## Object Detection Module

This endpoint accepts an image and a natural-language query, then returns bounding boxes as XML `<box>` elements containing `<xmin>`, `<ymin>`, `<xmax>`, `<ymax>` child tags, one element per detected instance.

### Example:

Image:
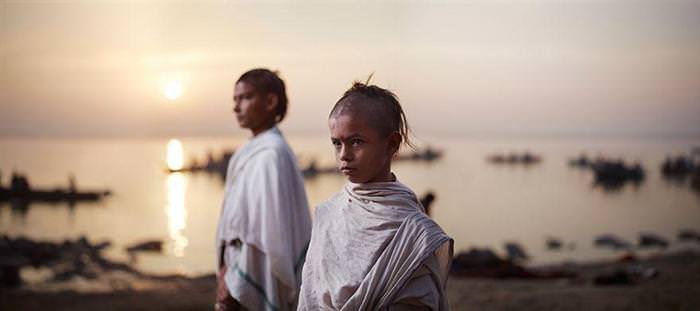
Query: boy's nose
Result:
<box><xmin>340</xmin><ymin>146</ymin><xmax>353</xmax><ymax>162</ymax></box>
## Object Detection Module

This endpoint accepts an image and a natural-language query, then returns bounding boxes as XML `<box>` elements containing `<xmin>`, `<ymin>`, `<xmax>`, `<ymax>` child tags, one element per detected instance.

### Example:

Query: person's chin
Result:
<box><xmin>236</xmin><ymin>120</ymin><xmax>249</xmax><ymax>128</ymax></box>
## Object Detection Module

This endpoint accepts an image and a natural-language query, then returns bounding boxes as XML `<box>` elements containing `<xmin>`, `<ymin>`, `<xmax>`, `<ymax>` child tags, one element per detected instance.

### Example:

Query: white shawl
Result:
<box><xmin>216</xmin><ymin>126</ymin><xmax>312</xmax><ymax>311</ymax></box>
<box><xmin>298</xmin><ymin>179</ymin><xmax>453</xmax><ymax>310</ymax></box>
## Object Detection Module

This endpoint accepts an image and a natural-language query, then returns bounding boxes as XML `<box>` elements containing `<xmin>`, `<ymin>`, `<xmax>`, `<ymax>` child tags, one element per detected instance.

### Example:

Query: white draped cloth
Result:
<box><xmin>216</xmin><ymin>126</ymin><xmax>312</xmax><ymax>311</ymax></box>
<box><xmin>298</xmin><ymin>179</ymin><xmax>453</xmax><ymax>311</ymax></box>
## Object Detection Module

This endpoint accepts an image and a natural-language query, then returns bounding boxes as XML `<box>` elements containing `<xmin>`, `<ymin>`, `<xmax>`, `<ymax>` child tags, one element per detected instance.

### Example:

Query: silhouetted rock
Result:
<box><xmin>594</xmin><ymin>269</ymin><xmax>633</xmax><ymax>286</ymax></box>
<box><xmin>0</xmin><ymin>256</ymin><xmax>27</xmax><ymax>287</ymax></box>
<box><xmin>504</xmin><ymin>242</ymin><xmax>529</xmax><ymax>262</ymax></box>
<box><xmin>450</xmin><ymin>248</ymin><xmax>532</xmax><ymax>279</ymax></box>
<box><xmin>0</xmin><ymin>235</ymin><xmax>118</xmax><ymax>287</ymax></box>
<box><xmin>450</xmin><ymin>247</ymin><xmax>574</xmax><ymax>279</ymax></box>
<box><xmin>126</xmin><ymin>240</ymin><xmax>163</xmax><ymax>253</ymax></box>
<box><xmin>593</xmin><ymin>264</ymin><xmax>659</xmax><ymax>287</ymax></box>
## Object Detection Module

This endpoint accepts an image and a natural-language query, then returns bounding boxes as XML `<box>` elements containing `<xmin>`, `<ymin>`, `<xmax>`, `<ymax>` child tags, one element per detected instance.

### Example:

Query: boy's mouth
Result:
<box><xmin>340</xmin><ymin>166</ymin><xmax>356</xmax><ymax>174</ymax></box>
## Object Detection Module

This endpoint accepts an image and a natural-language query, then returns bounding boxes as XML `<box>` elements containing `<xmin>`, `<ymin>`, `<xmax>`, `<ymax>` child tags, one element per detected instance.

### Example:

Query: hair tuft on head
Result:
<box><xmin>364</xmin><ymin>72</ymin><xmax>375</xmax><ymax>85</ymax></box>
<box><xmin>330</xmin><ymin>78</ymin><xmax>414</xmax><ymax>150</ymax></box>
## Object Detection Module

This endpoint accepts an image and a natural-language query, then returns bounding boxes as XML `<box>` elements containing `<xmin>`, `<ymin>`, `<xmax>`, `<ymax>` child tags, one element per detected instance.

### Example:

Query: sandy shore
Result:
<box><xmin>2</xmin><ymin>250</ymin><xmax>699</xmax><ymax>311</ymax></box>
<box><xmin>447</xmin><ymin>250</ymin><xmax>700</xmax><ymax>310</ymax></box>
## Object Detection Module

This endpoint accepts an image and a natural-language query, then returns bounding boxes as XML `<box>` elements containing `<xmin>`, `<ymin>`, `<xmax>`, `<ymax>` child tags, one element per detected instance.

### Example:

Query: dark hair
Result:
<box><xmin>236</xmin><ymin>68</ymin><xmax>288</xmax><ymax>122</ymax></box>
<box><xmin>330</xmin><ymin>82</ymin><xmax>414</xmax><ymax>149</ymax></box>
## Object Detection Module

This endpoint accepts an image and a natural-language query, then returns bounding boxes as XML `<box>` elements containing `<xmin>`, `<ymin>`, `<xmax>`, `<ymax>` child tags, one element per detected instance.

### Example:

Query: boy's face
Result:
<box><xmin>329</xmin><ymin>112</ymin><xmax>397</xmax><ymax>183</ymax></box>
<box><xmin>233</xmin><ymin>81</ymin><xmax>276</xmax><ymax>135</ymax></box>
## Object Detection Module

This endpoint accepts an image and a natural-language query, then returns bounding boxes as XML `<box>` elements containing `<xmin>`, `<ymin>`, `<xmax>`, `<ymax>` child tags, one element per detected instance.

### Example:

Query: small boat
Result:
<box><xmin>487</xmin><ymin>152</ymin><xmax>541</xmax><ymax>165</ymax></box>
<box><xmin>0</xmin><ymin>187</ymin><xmax>111</xmax><ymax>203</ymax></box>
<box><xmin>0</xmin><ymin>173</ymin><xmax>111</xmax><ymax>204</ymax></box>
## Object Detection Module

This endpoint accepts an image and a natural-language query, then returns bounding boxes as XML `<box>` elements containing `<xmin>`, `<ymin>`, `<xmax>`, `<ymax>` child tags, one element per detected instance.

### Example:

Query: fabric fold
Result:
<box><xmin>216</xmin><ymin>126</ymin><xmax>312</xmax><ymax>311</ymax></box>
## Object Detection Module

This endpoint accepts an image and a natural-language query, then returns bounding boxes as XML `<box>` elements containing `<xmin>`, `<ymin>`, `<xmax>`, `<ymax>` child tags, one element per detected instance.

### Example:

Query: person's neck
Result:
<box><xmin>250</xmin><ymin>121</ymin><xmax>276</xmax><ymax>137</ymax></box>
<box><xmin>367</xmin><ymin>169</ymin><xmax>395</xmax><ymax>183</ymax></box>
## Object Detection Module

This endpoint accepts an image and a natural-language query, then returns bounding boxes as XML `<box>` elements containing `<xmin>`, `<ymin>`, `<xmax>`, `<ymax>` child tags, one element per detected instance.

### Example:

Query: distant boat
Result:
<box><xmin>167</xmin><ymin>149</ymin><xmax>234</xmax><ymax>181</ymax></box>
<box><xmin>487</xmin><ymin>152</ymin><xmax>541</xmax><ymax>165</ymax></box>
<box><xmin>638</xmin><ymin>233</ymin><xmax>669</xmax><ymax>249</ymax></box>
<box><xmin>594</xmin><ymin>234</ymin><xmax>632</xmax><ymax>250</ymax></box>
<box><xmin>568</xmin><ymin>154</ymin><xmax>591</xmax><ymax>168</ymax></box>
<box><xmin>591</xmin><ymin>160</ymin><xmax>644</xmax><ymax>187</ymax></box>
<box><xmin>0</xmin><ymin>173</ymin><xmax>110</xmax><ymax>204</ymax></box>
<box><xmin>302</xmin><ymin>146</ymin><xmax>445</xmax><ymax>179</ymax></box>
<box><xmin>678</xmin><ymin>229</ymin><xmax>700</xmax><ymax>243</ymax></box>
<box><xmin>396</xmin><ymin>147</ymin><xmax>443</xmax><ymax>162</ymax></box>
<box><xmin>661</xmin><ymin>155</ymin><xmax>697</xmax><ymax>178</ymax></box>
<box><xmin>545</xmin><ymin>237</ymin><xmax>563</xmax><ymax>250</ymax></box>
<box><xmin>301</xmin><ymin>161</ymin><xmax>339</xmax><ymax>178</ymax></box>
<box><xmin>0</xmin><ymin>187</ymin><xmax>111</xmax><ymax>203</ymax></box>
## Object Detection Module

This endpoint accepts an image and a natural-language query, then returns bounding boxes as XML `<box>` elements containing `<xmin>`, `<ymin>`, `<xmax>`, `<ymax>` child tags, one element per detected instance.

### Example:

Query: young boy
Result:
<box><xmin>216</xmin><ymin>69</ymin><xmax>312</xmax><ymax>311</ymax></box>
<box><xmin>298</xmin><ymin>82</ymin><xmax>453</xmax><ymax>310</ymax></box>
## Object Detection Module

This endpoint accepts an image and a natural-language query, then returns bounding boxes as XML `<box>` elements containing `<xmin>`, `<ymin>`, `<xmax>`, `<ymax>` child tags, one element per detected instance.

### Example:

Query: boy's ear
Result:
<box><xmin>387</xmin><ymin>132</ymin><xmax>402</xmax><ymax>155</ymax></box>
<box><xmin>265</xmin><ymin>93</ymin><xmax>279</xmax><ymax>113</ymax></box>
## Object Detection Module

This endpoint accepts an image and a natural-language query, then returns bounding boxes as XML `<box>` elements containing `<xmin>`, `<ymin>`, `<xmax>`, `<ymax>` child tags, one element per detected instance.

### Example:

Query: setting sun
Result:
<box><xmin>163</xmin><ymin>80</ymin><xmax>182</xmax><ymax>100</ymax></box>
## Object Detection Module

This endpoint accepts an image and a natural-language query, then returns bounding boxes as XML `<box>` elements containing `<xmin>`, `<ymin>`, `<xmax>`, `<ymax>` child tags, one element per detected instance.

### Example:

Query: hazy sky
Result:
<box><xmin>1</xmin><ymin>0</ymin><xmax>699</xmax><ymax>138</ymax></box>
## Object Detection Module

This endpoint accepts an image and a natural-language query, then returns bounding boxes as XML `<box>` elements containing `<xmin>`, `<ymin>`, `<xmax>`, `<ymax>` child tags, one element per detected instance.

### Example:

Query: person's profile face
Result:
<box><xmin>329</xmin><ymin>112</ymin><xmax>394</xmax><ymax>183</ymax></box>
<box><xmin>232</xmin><ymin>81</ymin><xmax>275</xmax><ymax>134</ymax></box>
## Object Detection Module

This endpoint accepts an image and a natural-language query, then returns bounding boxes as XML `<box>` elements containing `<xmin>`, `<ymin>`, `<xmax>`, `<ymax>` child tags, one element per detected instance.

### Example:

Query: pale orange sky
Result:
<box><xmin>1</xmin><ymin>0</ymin><xmax>699</xmax><ymax>138</ymax></box>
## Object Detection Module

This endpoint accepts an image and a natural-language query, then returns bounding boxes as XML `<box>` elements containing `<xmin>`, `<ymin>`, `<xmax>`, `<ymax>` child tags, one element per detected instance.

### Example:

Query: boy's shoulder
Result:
<box><xmin>260</xmin><ymin>132</ymin><xmax>295</xmax><ymax>157</ymax></box>
<box><xmin>247</xmin><ymin>135</ymin><xmax>292</xmax><ymax>162</ymax></box>
<box><xmin>314</xmin><ymin>192</ymin><xmax>345</xmax><ymax>215</ymax></box>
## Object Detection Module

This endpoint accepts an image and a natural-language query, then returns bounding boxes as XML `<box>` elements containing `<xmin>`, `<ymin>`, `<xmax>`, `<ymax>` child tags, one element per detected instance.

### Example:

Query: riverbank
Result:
<box><xmin>447</xmin><ymin>249</ymin><xmax>700</xmax><ymax>310</ymax></box>
<box><xmin>2</xmin><ymin>250</ymin><xmax>699</xmax><ymax>310</ymax></box>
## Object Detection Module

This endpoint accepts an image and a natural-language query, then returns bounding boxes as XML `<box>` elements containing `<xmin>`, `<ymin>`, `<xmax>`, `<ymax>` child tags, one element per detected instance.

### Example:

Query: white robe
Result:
<box><xmin>216</xmin><ymin>126</ymin><xmax>312</xmax><ymax>311</ymax></box>
<box><xmin>298</xmin><ymin>179</ymin><xmax>453</xmax><ymax>311</ymax></box>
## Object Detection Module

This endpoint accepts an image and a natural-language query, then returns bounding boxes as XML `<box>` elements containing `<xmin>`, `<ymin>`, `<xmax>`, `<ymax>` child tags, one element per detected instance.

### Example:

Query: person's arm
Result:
<box><xmin>216</xmin><ymin>265</ymin><xmax>244</xmax><ymax>310</ymax></box>
<box><xmin>387</xmin><ymin>255</ymin><xmax>441</xmax><ymax>311</ymax></box>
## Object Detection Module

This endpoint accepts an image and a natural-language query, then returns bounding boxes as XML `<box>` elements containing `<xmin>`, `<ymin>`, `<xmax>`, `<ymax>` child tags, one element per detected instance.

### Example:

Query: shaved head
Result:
<box><xmin>329</xmin><ymin>82</ymin><xmax>413</xmax><ymax>148</ymax></box>
<box><xmin>330</xmin><ymin>94</ymin><xmax>397</xmax><ymax>138</ymax></box>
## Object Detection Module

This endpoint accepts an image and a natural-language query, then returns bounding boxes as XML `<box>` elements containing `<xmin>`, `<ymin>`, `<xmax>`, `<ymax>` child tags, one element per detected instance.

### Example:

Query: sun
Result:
<box><xmin>164</xmin><ymin>80</ymin><xmax>182</xmax><ymax>100</ymax></box>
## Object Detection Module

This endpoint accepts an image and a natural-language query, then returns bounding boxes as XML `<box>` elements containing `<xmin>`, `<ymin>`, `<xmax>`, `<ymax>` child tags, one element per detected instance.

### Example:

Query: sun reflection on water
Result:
<box><xmin>167</xmin><ymin>139</ymin><xmax>184</xmax><ymax>171</ymax></box>
<box><xmin>166</xmin><ymin>139</ymin><xmax>188</xmax><ymax>257</ymax></box>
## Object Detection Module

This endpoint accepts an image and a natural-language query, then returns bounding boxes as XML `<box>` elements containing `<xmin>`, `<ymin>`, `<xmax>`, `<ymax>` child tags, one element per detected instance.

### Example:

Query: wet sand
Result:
<box><xmin>2</xmin><ymin>250</ymin><xmax>699</xmax><ymax>311</ymax></box>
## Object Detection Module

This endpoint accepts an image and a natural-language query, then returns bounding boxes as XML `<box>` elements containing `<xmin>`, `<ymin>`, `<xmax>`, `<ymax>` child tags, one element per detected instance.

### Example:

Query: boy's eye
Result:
<box><xmin>331</xmin><ymin>140</ymin><xmax>341</xmax><ymax>149</ymax></box>
<box><xmin>350</xmin><ymin>139</ymin><xmax>363</xmax><ymax>146</ymax></box>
